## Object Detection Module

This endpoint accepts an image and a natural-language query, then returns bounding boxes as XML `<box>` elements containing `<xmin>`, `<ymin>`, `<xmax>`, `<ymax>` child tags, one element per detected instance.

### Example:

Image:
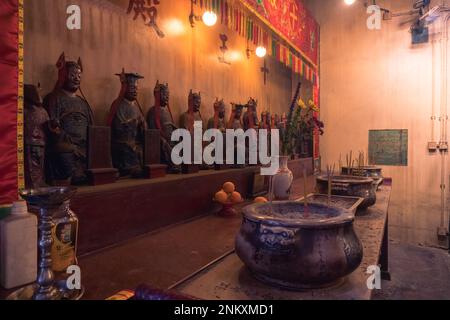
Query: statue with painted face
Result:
<box><xmin>180</xmin><ymin>90</ymin><xmax>203</xmax><ymax>132</ymax></box>
<box><xmin>24</xmin><ymin>84</ymin><xmax>49</xmax><ymax>189</ymax></box>
<box><xmin>107</xmin><ymin>70</ymin><xmax>147</xmax><ymax>178</ymax></box>
<box><xmin>43</xmin><ymin>53</ymin><xmax>94</xmax><ymax>185</ymax></box>
<box><xmin>147</xmin><ymin>81</ymin><xmax>181</xmax><ymax>173</ymax></box>
<box><xmin>243</xmin><ymin>98</ymin><xmax>260</xmax><ymax>131</ymax></box>
<box><xmin>207</xmin><ymin>98</ymin><xmax>226</xmax><ymax>132</ymax></box>
<box><xmin>227</xmin><ymin>104</ymin><xmax>244</xmax><ymax>130</ymax></box>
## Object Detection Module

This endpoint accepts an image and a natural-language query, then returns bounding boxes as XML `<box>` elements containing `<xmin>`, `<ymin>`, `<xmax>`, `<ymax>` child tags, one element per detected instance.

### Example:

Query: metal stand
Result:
<box><xmin>7</xmin><ymin>187</ymin><xmax>84</xmax><ymax>300</ymax></box>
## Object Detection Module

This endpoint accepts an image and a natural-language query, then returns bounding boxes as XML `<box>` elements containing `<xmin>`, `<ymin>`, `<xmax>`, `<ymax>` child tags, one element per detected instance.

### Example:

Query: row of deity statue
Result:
<box><xmin>24</xmin><ymin>53</ymin><xmax>289</xmax><ymax>188</ymax></box>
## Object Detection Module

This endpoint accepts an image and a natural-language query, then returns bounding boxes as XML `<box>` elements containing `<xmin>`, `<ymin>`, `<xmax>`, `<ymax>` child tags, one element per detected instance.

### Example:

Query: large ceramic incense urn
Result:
<box><xmin>235</xmin><ymin>201</ymin><xmax>363</xmax><ymax>290</ymax></box>
<box><xmin>342</xmin><ymin>166</ymin><xmax>384</xmax><ymax>188</ymax></box>
<box><xmin>316</xmin><ymin>175</ymin><xmax>376</xmax><ymax>210</ymax></box>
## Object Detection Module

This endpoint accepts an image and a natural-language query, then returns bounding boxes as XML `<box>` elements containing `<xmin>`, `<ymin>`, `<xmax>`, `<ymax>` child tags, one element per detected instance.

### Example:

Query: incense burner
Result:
<box><xmin>235</xmin><ymin>202</ymin><xmax>363</xmax><ymax>290</ymax></box>
<box><xmin>341</xmin><ymin>166</ymin><xmax>383</xmax><ymax>189</ymax></box>
<box><xmin>316</xmin><ymin>175</ymin><xmax>376</xmax><ymax>210</ymax></box>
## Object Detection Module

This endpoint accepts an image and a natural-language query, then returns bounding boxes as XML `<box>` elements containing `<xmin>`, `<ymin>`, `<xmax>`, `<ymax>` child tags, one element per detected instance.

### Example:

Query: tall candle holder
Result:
<box><xmin>7</xmin><ymin>187</ymin><xmax>84</xmax><ymax>300</ymax></box>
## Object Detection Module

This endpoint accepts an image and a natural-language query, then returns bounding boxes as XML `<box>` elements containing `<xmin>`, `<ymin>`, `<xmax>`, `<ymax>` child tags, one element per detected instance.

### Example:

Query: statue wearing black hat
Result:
<box><xmin>107</xmin><ymin>69</ymin><xmax>147</xmax><ymax>178</ymax></box>
<box><xmin>43</xmin><ymin>52</ymin><xmax>94</xmax><ymax>185</ymax></box>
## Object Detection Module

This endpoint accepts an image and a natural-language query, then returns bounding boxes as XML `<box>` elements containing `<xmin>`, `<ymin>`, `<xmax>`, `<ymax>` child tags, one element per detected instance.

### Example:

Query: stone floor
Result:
<box><xmin>373</xmin><ymin>241</ymin><xmax>450</xmax><ymax>300</ymax></box>
<box><xmin>2</xmin><ymin>176</ymin><xmax>449</xmax><ymax>300</ymax></box>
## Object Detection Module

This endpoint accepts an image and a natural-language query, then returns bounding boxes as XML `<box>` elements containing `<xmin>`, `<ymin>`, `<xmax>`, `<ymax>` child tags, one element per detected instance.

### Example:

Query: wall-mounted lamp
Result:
<box><xmin>255</xmin><ymin>46</ymin><xmax>267</xmax><ymax>58</ymax></box>
<box><xmin>203</xmin><ymin>10</ymin><xmax>217</xmax><ymax>27</ymax></box>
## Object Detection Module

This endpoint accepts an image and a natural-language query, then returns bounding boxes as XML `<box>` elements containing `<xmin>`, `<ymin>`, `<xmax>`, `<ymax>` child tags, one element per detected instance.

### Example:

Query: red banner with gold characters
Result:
<box><xmin>240</xmin><ymin>0</ymin><xmax>319</xmax><ymax>67</ymax></box>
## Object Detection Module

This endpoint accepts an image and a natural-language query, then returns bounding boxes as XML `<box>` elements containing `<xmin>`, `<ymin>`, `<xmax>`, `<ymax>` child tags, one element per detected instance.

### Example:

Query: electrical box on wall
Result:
<box><xmin>428</xmin><ymin>142</ymin><xmax>438</xmax><ymax>152</ymax></box>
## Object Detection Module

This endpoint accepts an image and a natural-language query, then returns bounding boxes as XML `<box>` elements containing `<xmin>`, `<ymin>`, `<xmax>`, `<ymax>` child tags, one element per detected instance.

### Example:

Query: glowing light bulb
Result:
<box><xmin>255</xmin><ymin>46</ymin><xmax>267</xmax><ymax>58</ymax></box>
<box><xmin>202</xmin><ymin>11</ymin><xmax>217</xmax><ymax>27</ymax></box>
<box><xmin>344</xmin><ymin>0</ymin><xmax>356</xmax><ymax>5</ymax></box>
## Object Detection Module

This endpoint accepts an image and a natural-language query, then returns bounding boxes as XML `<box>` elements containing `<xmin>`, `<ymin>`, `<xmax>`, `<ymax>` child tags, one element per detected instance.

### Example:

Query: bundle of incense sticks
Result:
<box><xmin>303</xmin><ymin>167</ymin><xmax>309</xmax><ymax>215</ymax></box>
<box><xmin>346</xmin><ymin>151</ymin><xmax>353</xmax><ymax>170</ymax></box>
<box><xmin>358</xmin><ymin>151</ymin><xmax>365</xmax><ymax>168</ymax></box>
<box><xmin>326</xmin><ymin>164</ymin><xmax>335</xmax><ymax>207</ymax></box>
<box><xmin>339</xmin><ymin>154</ymin><xmax>343</xmax><ymax>173</ymax></box>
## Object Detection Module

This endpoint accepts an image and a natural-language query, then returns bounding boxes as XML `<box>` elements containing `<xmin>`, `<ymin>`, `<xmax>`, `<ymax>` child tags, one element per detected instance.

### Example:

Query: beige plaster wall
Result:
<box><xmin>305</xmin><ymin>0</ymin><xmax>450</xmax><ymax>247</ymax></box>
<box><xmin>24</xmin><ymin>0</ymin><xmax>302</xmax><ymax>127</ymax></box>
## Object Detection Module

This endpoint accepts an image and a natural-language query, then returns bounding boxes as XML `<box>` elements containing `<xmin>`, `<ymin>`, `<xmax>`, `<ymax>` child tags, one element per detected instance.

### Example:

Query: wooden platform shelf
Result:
<box><xmin>73</xmin><ymin>158</ymin><xmax>314</xmax><ymax>256</ymax></box>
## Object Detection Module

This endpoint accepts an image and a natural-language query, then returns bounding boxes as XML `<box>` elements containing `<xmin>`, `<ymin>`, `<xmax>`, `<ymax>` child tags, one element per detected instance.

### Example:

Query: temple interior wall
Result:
<box><xmin>24</xmin><ymin>0</ymin><xmax>314</xmax><ymax>128</ymax></box>
<box><xmin>305</xmin><ymin>0</ymin><xmax>450</xmax><ymax>247</ymax></box>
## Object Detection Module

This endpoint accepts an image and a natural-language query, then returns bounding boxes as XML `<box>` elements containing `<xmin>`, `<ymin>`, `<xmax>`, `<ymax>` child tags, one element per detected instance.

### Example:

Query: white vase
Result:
<box><xmin>273</xmin><ymin>156</ymin><xmax>294</xmax><ymax>200</ymax></box>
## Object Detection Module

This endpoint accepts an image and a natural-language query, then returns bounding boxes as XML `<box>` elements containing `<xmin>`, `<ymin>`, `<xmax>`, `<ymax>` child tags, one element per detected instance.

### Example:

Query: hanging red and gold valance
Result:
<box><xmin>196</xmin><ymin>0</ymin><xmax>319</xmax><ymax>83</ymax></box>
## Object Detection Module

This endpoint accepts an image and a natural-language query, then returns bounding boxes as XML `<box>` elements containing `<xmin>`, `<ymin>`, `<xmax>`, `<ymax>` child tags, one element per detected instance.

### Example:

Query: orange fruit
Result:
<box><xmin>215</xmin><ymin>190</ymin><xmax>229</xmax><ymax>204</ymax></box>
<box><xmin>223</xmin><ymin>182</ymin><xmax>236</xmax><ymax>194</ymax></box>
<box><xmin>254</xmin><ymin>197</ymin><xmax>268</xmax><ymax>204</ymax></box>
<box><xmin>230</xmin><ymin>191</ymin><xmax>242</xmax><ymax>203</ymax></box>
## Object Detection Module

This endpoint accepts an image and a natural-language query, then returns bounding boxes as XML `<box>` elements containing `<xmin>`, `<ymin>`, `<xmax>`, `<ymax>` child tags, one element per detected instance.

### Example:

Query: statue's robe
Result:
<box><xmin>243</xmin><ymin>111</ymin><xmax>260</xmax><ymax>131</ymax></box>
<box><xmin>147</xmin><ymin>106</ymin><xmax>178</xmax><ymax>168</ymax></box>
<box><xmin>24</xmin><ymin>104</ymin><xmax>49</xmax><ymax>188</ymax></box>
<box><xmin>179</xmin><ymin>111</ymin><xmax>203</xmax><ymax>132</ymax></box>
<box><xmin>110</xmin><ymin>98</ymin><xmax>146</xmax><ymax>177</ymax></box>
<box><xmin>207</xmin><ymin>117</ymin><xmax>226</xmax><ymax>132</ymax></box>
<box><xmin>44</xmin><ymin>89</ymin><xmax>93</xmax><ymax>184</ymax></box>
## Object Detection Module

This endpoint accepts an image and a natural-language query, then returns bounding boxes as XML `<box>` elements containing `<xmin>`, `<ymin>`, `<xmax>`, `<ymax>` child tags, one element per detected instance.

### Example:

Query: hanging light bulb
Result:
<box><xmin>255</xmin><ymin>46</ymin><xmax>267</xmax><ymax>58</ymax></box>
<box><xmin>344</xmin><ymin>0</ymin><xmax>356</xmax><ymax>5</ymax></box>
<box><xmin>202</xmin><ymin>11</ymin><xmax>217</xmax><ymax>27</ymax></box>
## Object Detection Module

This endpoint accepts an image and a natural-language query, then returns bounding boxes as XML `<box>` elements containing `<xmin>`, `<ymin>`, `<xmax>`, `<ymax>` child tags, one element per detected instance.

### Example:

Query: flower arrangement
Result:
<box><xmin>281</xmin><ymin>83</ymin><xmax>325</xmax><ymax>156</ymax></box>
<box><xmin>298</xmin><ymin>98</ymin><xmax>325</xmax><ymax>139</ymax></box>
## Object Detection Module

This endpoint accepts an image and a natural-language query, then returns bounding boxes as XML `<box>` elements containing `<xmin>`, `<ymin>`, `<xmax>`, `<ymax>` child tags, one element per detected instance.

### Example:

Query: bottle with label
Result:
<box><xmin>51</xmin><ymin>200</ymin><xmax>79</xmax><ymax>274</ymax></box>
<box><xmin>0</xmin><ymin>201</ymin><xmax>38</xmax><ymax>289</ymax></box>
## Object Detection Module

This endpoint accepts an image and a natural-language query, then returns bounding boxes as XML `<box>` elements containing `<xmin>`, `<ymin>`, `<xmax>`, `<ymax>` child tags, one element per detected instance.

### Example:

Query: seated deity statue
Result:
<box><xmin>243</xmin><ymin>98</ymin><xmax>260</xmax><ymax>131</ymax></box>
<box><xmin>43</xmin><ymin>53</ymin><xmax>94</xmax><ymax>185</ymax></box>
<box><xmin>227</xmin><ymin>104</ymin><xmax>245</xmax><ymax>168</ymax></box>
<box><xmin>271</xmin><ymin>113</ymin><xmax>277</xmax><ymax>131</ymax></box>
<box><xmin>147</xmin><ymin>81</ymin><xmax>181</xmax><ymax>174</ymax></box>
<box><xmin>180</xmin><ymin>90</ymin><xmax>203</xmax><ymax>132</ymax></box>
<box><xmin>107</xmin><ymin>70</ymin><xmax>147</xmax><ymax>178</ymax></box>
<box><xmin>207</xmin><ymin>98</ymin><xmax>226</xmax><ymax>133</ymax></box>
<box><xmin>260</xmin><ymin>111</ymin><xmax>268</xmax><ymax>130</ymax></box>
<box><xmin>24</xmin><ymin>84</ymin><xmax>49</xmax><ymax>189</ymax></box>
<box><xmin>227</xmin><ymin>104</ymin><xmax>244</xmax><ymax>130</ymax></box>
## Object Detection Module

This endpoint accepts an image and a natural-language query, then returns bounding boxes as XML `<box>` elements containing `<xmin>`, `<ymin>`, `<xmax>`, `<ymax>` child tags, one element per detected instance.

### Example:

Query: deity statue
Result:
<box><xmin>260</xmin><ymin>111</ymin><xmax>269</xmax><ymax>130</ymax></box>
<box><xmin>227</xmin><ymin>104</ymin><xmax>245</xmax><ymax>168</ymax></box>
<box><xmin>271</xmin><ymin>113</ymin><xmax>278</xmax><ymax>130</ymax></box>
<box><xmin>24</xmin><ymin>84</ymin><xmax>49</xmax><ymax>189</ymax></box>
<box><xmin>147</xmin><ymin>81</ymin><xmax>181</xmax><ymax>173</ymax></box>
<box><xmin>180</xmin><ymin>90</ymin><xmax>203</xmax><ymax>132</ymax></box>
<box><xmin>278</xmin><ymin>113</ymin><xmax>287</xmax><ymax>131</ymax></box>
<box><xmin>227</xmin><ymin>104</ymin><xmax>244</xmax><ymax>130</ymax></box>
<box><xmin>43</xmin><ymin>53</ymin><xmax>94</xmax><ymax>185</ymax></box>
<box><xmin>207</xmin><ymin>98</ymin><xmax>226</xmax><ymax>132</ymax></box>
<box><xmin>107</xmin><ymin>70</ymin><xmax>147</xmax><ymax>178</ymax></box>
<box><xmin>243</xmin><ymin>98</ymin><xmax>259</xmax><ymax>131</ymax></box>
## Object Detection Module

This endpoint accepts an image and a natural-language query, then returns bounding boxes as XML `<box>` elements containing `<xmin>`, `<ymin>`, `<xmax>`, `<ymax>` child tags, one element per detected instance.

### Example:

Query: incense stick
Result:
<box><xmin>326</xmin><ymin>164</ymin><xmax>335</xmax><ymax>207</ymax></box>
<box><xmin>303</xmin><ymin>167</ymin><xmax>309</xmax><ymax>215</ymax></box>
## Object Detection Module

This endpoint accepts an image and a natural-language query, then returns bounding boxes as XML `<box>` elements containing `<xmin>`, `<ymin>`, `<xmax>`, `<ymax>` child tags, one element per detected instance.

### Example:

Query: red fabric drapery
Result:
<box><xmin>0</xmin><ymin>0</ymin><xmax>19</xmax><ymax>205</ymax></box>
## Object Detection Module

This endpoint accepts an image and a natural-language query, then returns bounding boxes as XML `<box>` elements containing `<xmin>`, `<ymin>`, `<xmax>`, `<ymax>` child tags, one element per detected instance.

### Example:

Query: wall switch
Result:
<box><xmin>438</xmin><ymin>142</ymin><xmax>449</xmax><ymax>151</ymax></box>
<box><xmin>428</xmin><ymin>142</ymin><xmax>438</xmax><ymax>151</ymax></box>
